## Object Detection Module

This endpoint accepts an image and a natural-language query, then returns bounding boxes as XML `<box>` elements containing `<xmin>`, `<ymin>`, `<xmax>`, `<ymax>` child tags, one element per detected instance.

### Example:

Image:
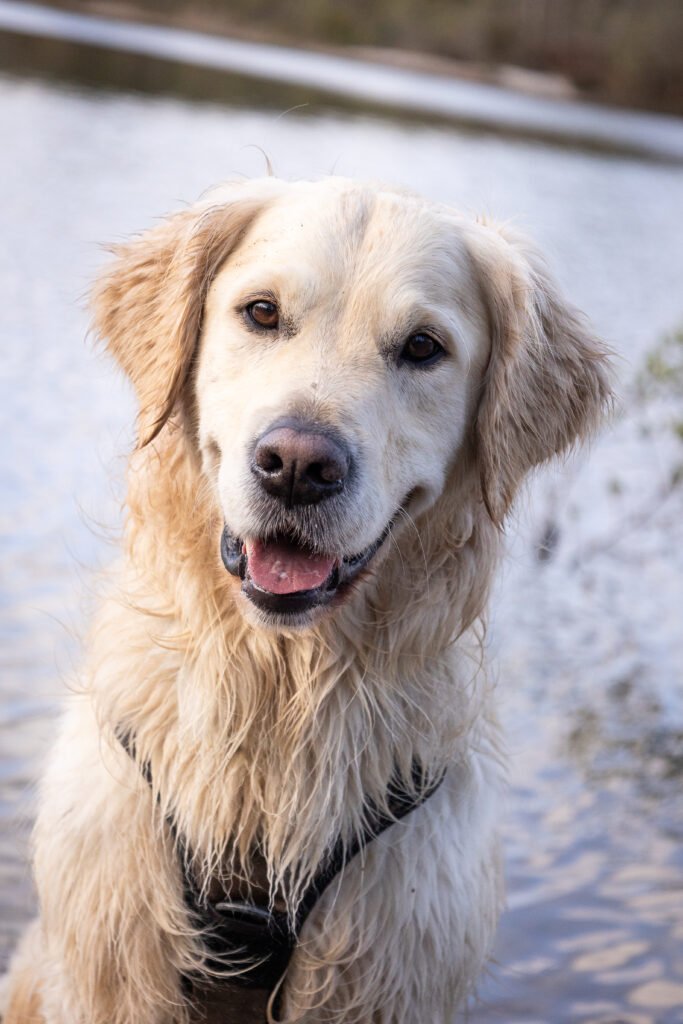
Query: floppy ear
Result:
<box><xmin>467</xmin><ymin>223</ymin><xmax>613</xmax><ymax>526</ymax></box>
<box><xmin>92</xmin><ymin>194</ymin><xmax>267</xmax><ymax>446</ymax></box>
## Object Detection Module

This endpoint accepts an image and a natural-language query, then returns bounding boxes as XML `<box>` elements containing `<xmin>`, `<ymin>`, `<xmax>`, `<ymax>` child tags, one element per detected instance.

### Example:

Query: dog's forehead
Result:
<box><xmin>231</xmin><ymin>183</ymin><xmax>470</xmax><ymax>299</ymax></box>
<box><xmin>258</xmin><ymin>181</ymin><xmax>377</xmax><ymax>246</ymax></box>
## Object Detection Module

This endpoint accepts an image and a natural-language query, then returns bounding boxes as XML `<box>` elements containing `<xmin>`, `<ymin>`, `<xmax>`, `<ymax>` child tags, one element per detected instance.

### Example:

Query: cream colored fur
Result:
<box><xmin>2</xmin><ymin>177</ymin><xmax>612</xmax><ymax>1024</ymax></box>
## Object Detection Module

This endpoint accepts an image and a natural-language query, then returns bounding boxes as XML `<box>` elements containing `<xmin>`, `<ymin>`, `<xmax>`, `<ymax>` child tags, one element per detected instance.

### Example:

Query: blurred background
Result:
<box><xmin>1</xmin><ymin>2</ymin><xmax>683</xmax><ymax>1021</ymax></box>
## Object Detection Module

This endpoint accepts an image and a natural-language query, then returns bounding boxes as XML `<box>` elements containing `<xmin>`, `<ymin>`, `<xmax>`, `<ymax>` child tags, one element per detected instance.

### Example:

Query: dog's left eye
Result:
<box><xmin>246</xmin><ymin>300</ymin><xmax>279</xmax><ymax>330</ymax></box>
<box><xmin>400</xmin><ymin>333</ymin><xmax>445</xmax><ymax>366</ymax></box>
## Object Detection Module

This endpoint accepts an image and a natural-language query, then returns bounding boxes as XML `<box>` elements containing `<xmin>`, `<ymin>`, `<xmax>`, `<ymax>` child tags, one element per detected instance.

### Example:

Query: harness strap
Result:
<box><xmin>116</xmin><ymin>728</ymin><xmax>444</xmax><ymax>1016</ymax></box>
<box><xmin>292</xmin><ymin>761</ymin><xmax>445</xmax><ymax>933</ymax></box>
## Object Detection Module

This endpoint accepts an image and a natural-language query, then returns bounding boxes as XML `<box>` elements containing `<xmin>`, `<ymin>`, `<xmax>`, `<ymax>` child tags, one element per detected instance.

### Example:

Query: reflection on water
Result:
<box><xmin>1</xmin><ymin>72</ymin><xmax>683</xmax><ymax>1022</ymax></box>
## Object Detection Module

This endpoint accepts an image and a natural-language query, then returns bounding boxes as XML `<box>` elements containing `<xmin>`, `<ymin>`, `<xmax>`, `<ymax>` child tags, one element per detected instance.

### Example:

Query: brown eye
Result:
<box><xmin>400</xmin><ymin>332</ymin><xmax>444</xmax><ymax>366</ymax></box>
<box><xmin>246</xmin><ymin>300</ymin><xmax>279</xmax><ymax>329</ymax></box>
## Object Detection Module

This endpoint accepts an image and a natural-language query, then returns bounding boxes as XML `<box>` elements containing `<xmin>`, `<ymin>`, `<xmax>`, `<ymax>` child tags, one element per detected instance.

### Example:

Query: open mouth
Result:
<box><xmin>220</xmin><ymin>521</ymin><xmax>394</xmax><ymax>619</ymax></box>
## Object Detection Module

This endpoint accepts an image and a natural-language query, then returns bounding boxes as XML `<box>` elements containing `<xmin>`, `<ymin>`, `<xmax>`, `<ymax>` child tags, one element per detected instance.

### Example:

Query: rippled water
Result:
<box><xmin>1</xmin><ymin>72</ymin><xmax>683</xmax><ymax>1022</ymax></box>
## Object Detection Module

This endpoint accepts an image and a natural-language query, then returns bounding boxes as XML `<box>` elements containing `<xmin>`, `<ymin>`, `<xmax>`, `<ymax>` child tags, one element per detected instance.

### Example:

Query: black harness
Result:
<box><xmin>117</xmin><ymin>730</ymin><xmax>444</xmax><ymax>1020</ymax></box>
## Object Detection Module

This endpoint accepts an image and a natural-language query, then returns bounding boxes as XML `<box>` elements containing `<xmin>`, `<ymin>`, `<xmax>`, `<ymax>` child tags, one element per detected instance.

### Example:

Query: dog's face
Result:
<box><xmin>194</xmin><ymin>183</ymin><xmax>491</xmax><ymax>624</ymax></box>
<box><xmin>94</xmin><ymin>178</ymin><xmax>611</xmax><ymax>629</ymax></box>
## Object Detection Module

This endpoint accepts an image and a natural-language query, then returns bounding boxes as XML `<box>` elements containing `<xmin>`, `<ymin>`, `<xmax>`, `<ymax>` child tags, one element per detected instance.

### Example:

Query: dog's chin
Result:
<box><xmin>220</xmin><ymin>520</ymin><xmax>395</xmax><ymax>629</ymax></box>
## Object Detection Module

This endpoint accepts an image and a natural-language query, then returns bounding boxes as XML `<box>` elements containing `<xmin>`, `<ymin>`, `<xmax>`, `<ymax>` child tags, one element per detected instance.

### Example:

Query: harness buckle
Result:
<box><xmin>212</xmin><ymin>901</ymin><xmax>289</xmax><ymax>942</ymax></box>
<box><xmin>203</xmin><ymin>900</ymin><xmax>294</xmax><ymax>990</ymax></box>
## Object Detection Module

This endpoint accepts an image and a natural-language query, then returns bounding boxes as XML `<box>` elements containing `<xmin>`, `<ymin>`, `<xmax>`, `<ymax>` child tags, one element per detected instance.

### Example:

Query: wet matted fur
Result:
<box><xmin>2</xmin><ymin>177</ymin><xmax>612</xmax><ymax>1023</ymax></box>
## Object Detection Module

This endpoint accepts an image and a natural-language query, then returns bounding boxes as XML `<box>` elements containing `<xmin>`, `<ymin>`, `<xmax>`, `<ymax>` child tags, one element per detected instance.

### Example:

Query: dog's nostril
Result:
<box><xmin>256</xmin><ymin>448</ymin><xmax>283</xmax><ymax>474</ymax></box>
<box><xmin>307</xmin><ymin>461</ymin><xmax>341</xmax><ymax>486</ymax></box>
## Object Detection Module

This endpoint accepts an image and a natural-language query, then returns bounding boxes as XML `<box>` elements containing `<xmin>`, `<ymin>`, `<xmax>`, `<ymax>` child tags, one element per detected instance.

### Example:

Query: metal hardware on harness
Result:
<box><xmin>191</xmin><ymin>896</ymin><xmax>294</xmax><ymax>994</ymax></box>
<box><xmin>116</xmin><ymin>728</ymin><xmax>445</xmax><ymax>1019</ymax></box>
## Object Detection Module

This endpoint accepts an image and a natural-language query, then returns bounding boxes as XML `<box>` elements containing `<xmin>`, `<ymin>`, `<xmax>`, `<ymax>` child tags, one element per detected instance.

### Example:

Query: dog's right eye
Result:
<box><xmin>400</xmin><ymin>332</ymin><xmax>445</xmax><ymax>366</ymax></box>
<box><xmin>246</xmin><ymin>300</ymin><xmax>279</xmax><ymax>330</ymax></box>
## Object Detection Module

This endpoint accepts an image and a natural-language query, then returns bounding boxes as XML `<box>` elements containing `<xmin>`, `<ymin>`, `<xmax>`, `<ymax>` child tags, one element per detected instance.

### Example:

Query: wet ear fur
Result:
<box><xmin>92</xmin><ymin>194</ymin><xmax>267</xmax><ymax>446</ymax></box>
<box><xmin>468</xmin><ymin>222</ymin><xmax>613</xmax><ymax>526</ymax></box>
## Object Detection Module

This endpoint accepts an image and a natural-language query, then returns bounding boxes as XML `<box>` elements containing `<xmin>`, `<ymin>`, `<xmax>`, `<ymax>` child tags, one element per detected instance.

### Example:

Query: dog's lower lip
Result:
<box><xmin>220</xmin><ymin>521</ymin><xmax>394</xmax><ymax>618</ymax></box>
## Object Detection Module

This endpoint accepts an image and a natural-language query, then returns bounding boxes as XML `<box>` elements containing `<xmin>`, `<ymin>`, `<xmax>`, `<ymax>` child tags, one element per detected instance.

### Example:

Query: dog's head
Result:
<box><xmin>94</xmin><ymin>178</ymin><xmax>611</xmax><ymax>628</ymax></box>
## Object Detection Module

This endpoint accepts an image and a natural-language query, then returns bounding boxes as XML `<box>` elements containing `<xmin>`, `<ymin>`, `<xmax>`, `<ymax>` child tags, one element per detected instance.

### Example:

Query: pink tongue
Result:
<box><xmin>247</xmin><ymin>538</ymin><xmax>336</xmax><ymax>595</ymax></box>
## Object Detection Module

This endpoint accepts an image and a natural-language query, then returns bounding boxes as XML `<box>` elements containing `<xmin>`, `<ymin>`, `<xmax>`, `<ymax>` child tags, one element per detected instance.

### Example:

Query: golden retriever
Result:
<box><xmin>2</xmin><ymin>176</ymin><xmax>611</xmax><ymax>1024</ymax></box>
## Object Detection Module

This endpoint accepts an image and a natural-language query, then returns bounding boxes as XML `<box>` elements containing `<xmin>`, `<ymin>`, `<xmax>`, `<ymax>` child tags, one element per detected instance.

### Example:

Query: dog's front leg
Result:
<box><xmin>4</xmin><ymin>697</ymin><xmax>192</xmax><ymax>1024</ymax></box>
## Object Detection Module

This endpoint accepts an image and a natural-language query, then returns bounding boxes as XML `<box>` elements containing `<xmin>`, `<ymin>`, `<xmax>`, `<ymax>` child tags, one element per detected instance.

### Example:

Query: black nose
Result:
<box><xmin>252</xmin><ymin>420</ymin><xmax>351</xmax><ymax>506</ymax></box>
